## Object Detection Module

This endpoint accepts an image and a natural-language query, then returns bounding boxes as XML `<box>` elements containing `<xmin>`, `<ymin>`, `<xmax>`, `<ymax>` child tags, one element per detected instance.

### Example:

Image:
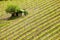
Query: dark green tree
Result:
<box><xmin>5</xmin><ymin>5</ymin><xmax>20</xmax><ymax>17</ymax></box>
<box><xmin>5</xmin><ymin>5</ymin><xmax>28</xmax><ymax>17</ymax></box>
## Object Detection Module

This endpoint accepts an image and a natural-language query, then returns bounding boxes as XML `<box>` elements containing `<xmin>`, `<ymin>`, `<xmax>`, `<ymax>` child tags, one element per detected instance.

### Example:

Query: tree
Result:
<box><xmin>17</xmin><ymin>9</ymin><xmax>28</xmax><ymax>16</ymax></box>
<box><xmin>5</xmin><ymin>5</ymin><xmax>20</xmax><ymax>17</ymax></box>
<box><xmin>5</xmin><ymin>5</ymin><xmax>28</xmax><ymax>17</ymax></box>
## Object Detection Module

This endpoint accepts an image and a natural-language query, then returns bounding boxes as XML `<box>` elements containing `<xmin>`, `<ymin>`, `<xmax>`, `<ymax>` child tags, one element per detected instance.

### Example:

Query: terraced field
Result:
<box><xmin>0</xmin><ymin>0</ymin><xmax>60</xmax><ymax>40</ymax></box>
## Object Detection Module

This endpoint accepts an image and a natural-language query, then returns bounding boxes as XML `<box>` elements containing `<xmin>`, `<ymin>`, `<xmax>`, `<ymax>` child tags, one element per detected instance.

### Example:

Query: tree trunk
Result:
<box><xmin>16</xmin><ymin>13</ymin><xmax>18</xmax><ymax>16</ymax></box>
<box><xmin>12</xmin><ymin>13</ymin><xmax>15</xmax><ymax>17</ymax></box>
<box><xmin>22</xmin><ymin>13</ymin><xmax>25</xmax><ymax>16</ymax></box>
<box><xmin>12</xmin><ymin>13</ymin><xmax>17</xmax><ymax>17</ymax></box>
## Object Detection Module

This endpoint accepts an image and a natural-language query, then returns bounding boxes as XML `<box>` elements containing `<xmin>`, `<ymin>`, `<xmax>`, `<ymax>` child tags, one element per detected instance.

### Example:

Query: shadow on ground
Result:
<box><xmin>7</xmin><ymin>16</ymin><xmax>22</xmax><ymax>20</ymax></box>
<box><xmin>0</xmin><ymin>16</ymin><xmax>23</xmax><ymax>20</ymax></box>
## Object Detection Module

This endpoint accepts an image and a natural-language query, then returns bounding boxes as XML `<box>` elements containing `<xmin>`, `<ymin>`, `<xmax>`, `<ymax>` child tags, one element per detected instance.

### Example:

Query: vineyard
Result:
<box><xmin>0</xmin><ymin>0</ymin><xmax>60</xmax><ymax>40</ymax></box>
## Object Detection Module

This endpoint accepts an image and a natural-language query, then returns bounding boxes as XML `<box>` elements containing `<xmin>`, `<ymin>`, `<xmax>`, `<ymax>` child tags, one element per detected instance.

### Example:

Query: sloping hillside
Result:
<box><xmin>0</xmin><ymin>0</ymin><xmax>60</xmax><ymax>40</ymax></box>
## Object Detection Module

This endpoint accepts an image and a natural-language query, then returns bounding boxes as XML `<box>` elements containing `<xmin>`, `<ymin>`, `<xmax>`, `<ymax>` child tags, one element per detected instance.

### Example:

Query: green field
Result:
<box><xmin>0</xmin><ymin>0</ymin><xmax>60</xmax><ymax>40</ymax></box>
